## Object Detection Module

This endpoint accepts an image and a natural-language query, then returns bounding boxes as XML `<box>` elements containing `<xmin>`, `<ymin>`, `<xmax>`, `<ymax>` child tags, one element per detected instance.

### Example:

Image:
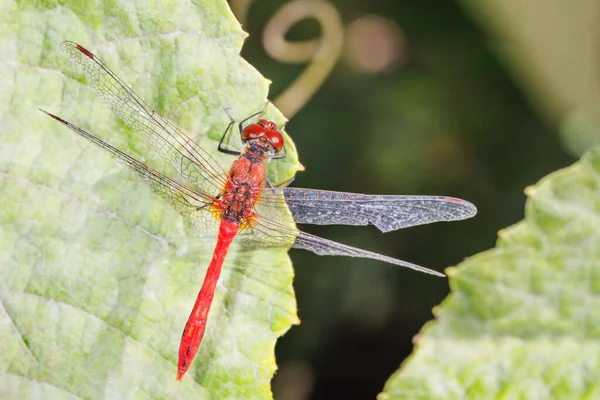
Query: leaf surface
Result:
<box><xmin>380</xmin><ymin>149</ymin><xmax>600</xmax><ymax>399</ymax></box>
<box><xmin>0</xmin><ymin>1</ymin><xmax>300</xmax><ymax>398</ymax></box>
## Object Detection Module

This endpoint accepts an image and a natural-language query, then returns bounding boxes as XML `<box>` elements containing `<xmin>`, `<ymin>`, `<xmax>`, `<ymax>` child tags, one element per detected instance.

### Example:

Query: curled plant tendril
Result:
<box><xmin>263</xmin><ymin>1</ymin><xmax>343</xmax><ymax>118</ymax></box>
<box><xmin>231</xmin><ymin>0</ymin><xmax>344</xmax><ymax>119</ymax></box>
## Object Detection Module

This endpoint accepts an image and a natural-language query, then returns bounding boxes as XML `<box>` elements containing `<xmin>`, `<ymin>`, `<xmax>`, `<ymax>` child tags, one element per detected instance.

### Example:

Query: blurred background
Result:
<box><xmin>230</xmin><ymin>0</ymin><xmax>598</xmax><ymax>399</ymax></box>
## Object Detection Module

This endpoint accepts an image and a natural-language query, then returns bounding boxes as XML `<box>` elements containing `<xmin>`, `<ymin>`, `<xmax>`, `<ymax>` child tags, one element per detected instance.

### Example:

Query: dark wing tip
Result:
<box><xmin>75</xmin><ymin>44</ymin><xmax>94</xmax><ymax>59</ymax></box>
<box><xmin>443</xmin><ymin>196</ymin><xmax>465</xmax><ymax>205</ymax></box>
<box><xmin>60</xmin><ymin>41</ymin><xmax>94</xmax><ymax>59</ymax></box>
<box><xmin>39</xmin><ymin>108</ymin><xmax>67</xmax><ymax>125</ymax></box>
<box><xmin>444</xmin><ymin>197</ymin><xmax>478</xmax><ymax>219</ymax></box>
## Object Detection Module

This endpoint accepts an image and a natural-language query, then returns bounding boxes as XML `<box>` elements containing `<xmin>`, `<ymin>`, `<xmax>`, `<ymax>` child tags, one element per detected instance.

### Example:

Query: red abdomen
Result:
<box><xmin>176</xmin><ymin>218</ymin><xmax>239</xmax><ymax>381</ymax></box>
<box><xmin>177</xmin><ymin>154</ymin><xmax>266</xmax><ymax>380</ymax></box>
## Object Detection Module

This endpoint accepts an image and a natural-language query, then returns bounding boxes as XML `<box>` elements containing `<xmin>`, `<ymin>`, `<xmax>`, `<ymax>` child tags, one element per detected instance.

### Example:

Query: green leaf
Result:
<box><xmin>0</xmin><ymin>1</ymin><xmax>300</xmax><ymax>398</ymax></box>
<box><xmin>458</xmin><ymin>1</ymin><xmax>600</xmax><ymax>156</ymax></box>
<box><xmin>380</xmin><ymin>148</ymin><xmax>600</xmax><ymax>399</ymax></box>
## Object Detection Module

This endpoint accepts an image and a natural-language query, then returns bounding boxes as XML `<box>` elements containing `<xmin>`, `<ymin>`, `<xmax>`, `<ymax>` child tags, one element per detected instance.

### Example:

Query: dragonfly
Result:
<box><xmin>40</xmin><ymin>41</ymin><xmax>477</xmax><ymax>381</ymax></box>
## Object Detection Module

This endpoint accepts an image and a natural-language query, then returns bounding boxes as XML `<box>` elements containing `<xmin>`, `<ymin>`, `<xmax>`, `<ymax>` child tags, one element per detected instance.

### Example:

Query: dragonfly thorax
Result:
<box><xmin>219</xmin><ymin>155</ymin><xmax>265</xmax><ymax>224</ymax></box>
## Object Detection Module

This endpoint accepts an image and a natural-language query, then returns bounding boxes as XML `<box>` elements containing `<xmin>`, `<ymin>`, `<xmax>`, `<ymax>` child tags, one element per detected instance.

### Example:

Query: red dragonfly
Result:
<box><xmin>41</xmin><ymin>41</ymin><xmax>477</xmax><ymax>381</ymax></box>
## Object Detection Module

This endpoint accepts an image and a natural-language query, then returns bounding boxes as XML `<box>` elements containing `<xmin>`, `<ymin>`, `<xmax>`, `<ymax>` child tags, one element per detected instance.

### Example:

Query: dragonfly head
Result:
<box><xmin>242</xmin><ymin>119</ymin><xmax>285</xmax><ymax>157</ymax></box>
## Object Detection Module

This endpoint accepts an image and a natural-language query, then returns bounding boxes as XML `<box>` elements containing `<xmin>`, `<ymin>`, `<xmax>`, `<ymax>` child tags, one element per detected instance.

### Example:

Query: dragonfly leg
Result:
<box><xmin>237</xmin><ymin>101</ymin><xmax>270</xmax><ymax>136</ymax></box>
<box><xmin>224</xmin><ymin>106</ymin><xmax>235</xmax><ymax>123</ymax></box>
<box><xmin>265</xmin><ymin>143</ymin><xmax>287</xmax><ymax>160</ymax></box>
<box><xmin>266</xmin><ymin>174</ymin><xmax>295</xmax><ymax>189</ymax></box>
<box><xmin>218</xmin><ymin>107</ymin><xmax>241</xmax><ymax>156</ymax></box>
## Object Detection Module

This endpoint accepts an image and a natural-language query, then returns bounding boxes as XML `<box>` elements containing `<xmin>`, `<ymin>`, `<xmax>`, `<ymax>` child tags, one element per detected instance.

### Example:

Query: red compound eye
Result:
<box><xmin>242</xmin><ymin>120</ymin><xmax>284</xmax><ymax>152</ymax></box>
<box><xmin>265</xmin><ymin>129</ymin><xmax>284</xmax><ymax>150</ymax></box>
<box><xmin>242</xmin><ymin>123</ymin><xmax>266</xmax><ymax>140</ymax></box>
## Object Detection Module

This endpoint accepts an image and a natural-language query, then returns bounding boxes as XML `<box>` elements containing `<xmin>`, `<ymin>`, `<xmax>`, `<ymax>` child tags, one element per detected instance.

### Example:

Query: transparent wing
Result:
<box><xmin>41</xmin><ymin>110</ymin><xmax>220</xmax><ymax>236</ymax></box>
<box><xmin>232</xmin><ymin>190</ymin><xmax>443</xmax><ymax>276</ymax></box>
<box><xmin>292</xmin><ymin>231</ymin><xmax>444</xmax><ymax>276</ymax></box>
<box><xmin>259</xmin><ymin>188</ymin><xmax>477</xmax><ymax>232</ymax></box>
<box><xmin>235</xmin><ymin>211</ymin><xmax>445</xmax><ymax>277</ymax></box>
<box><xmin>61</xmin><ymin>41</ymin><xmax>228</xmax><ymax>197</ymax></box>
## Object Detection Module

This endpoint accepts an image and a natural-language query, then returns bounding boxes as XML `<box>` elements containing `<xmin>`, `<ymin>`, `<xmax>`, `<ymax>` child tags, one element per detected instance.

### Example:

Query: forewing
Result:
<box><xmin>260</xmin><ymin>188</ymin><xmax>477</xmax><ymax>233</ymax></box>
<box><xmin>61</xmin><ymin>41</ymin><xmax>228</xmax><ymax>198</ymax></box>
<box><xmin>41</xmin><ymin>110</ymin><xmax>220</xmax><ymax>236</ymax></box>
